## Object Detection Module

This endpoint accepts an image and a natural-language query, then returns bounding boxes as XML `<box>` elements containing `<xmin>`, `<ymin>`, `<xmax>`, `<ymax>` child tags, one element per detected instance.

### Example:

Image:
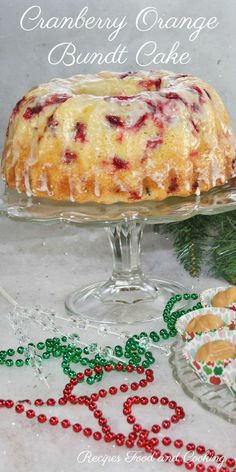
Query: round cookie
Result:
<box><xmin>195</xmin><ymin>340</ymin><xmax>236</xmax><ymax>362</ymax></box>
<box><xmin>212</xmin><ymin>287</ymin><xmax>236</xmax><ymax>308</ymax></box>
<box><xmin>186</xmin><ymin>313</ymin><xmax>225</xmax><ymax>334</ymax></box>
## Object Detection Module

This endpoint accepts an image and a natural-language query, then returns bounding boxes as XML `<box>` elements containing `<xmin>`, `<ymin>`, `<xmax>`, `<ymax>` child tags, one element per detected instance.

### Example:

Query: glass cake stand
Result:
<box><xmin>1</xmin><ymin>179</ymin><xmax>236</xmax><ymax>324</ymax></box>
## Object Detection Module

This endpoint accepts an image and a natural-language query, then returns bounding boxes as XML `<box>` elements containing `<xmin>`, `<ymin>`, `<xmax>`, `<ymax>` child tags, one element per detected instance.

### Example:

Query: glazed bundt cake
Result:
<box><xmin>1</xmin><ymin>70</ymin><xmax>236</xmax><ymax>203</ymax></box>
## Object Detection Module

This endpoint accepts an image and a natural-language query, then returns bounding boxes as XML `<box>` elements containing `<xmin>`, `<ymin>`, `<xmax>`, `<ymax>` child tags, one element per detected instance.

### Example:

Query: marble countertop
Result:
<box><xmin>0</xmin><ymin>216</ymin><xmax>235</xmax><ymax>472</ymax></box>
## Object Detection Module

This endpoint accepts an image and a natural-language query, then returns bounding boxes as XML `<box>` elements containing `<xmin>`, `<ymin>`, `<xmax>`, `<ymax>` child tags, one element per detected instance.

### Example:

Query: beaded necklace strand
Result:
<box><xmin>0</xmin><ymin>293</ymin><xmax>235</xmax><ymax>470</ymax></box>
<box><xmin>1</xmin><ymin>293</ymin><xmax>201</xmax><ymax>379</ymax></box>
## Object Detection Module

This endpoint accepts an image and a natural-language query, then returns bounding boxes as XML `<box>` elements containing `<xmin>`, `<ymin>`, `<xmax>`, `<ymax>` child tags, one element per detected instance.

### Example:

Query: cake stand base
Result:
<box><xmin>65</xmin><ymin>278</ymin><xmax>186</xmax><ymax>324</ymax></box>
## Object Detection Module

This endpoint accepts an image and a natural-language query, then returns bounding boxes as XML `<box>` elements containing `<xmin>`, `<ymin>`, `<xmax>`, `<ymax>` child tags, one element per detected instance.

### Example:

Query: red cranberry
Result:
<box><xmin>146</xmin><ymin>138</ymin><xmax>163</xmax><ymax>149</ymax></box>
<box><xmin>106</xmin><ymin>115</ymin><xmax>124</xmax><ymax>128</ymax></box>
<box><xmin>12</xmin><ymin>96</ymin><xmax>27</xmax><ymax>117</ymax></box>
<box><xmin>120</xmin><ymin>72</ymin><xmax>134</xmax><ymax>79</ymax></box>
<box><xmin>47</xmin><ymin>114</ymin><xmax>59</xmax><ymax>129</ymax></box>
<box><xmin>168</xmin><ymin>177</ymin><xmax>178</xmax><ymax>193</ymax></box>
<box><xmin>191</xmin><ymin>118</ymin><xmax>200</xmax><ymax>133</ymax></box>
<box><xmin>112</xmin><ymin>156</ymin><xmax>129</xmax><ymax>171</ymax></box>
<box><xmin>44</xmin><ymin>93</ymin><xmax>71</xmax><ymax>106</ymax></box>
<box><xmin>139</xmin><ymin>79</ymin><xmax>162</xmax><ymax>91</ymax></box>
<box><xmin>192</xmin><ymin>86</ymin><xmax>205</xmax><ymax>104</ymax></box>
<box><xmin>62</xmin><ymin>150</ymin><xmax>77</xmax><ymax>164</ymax></box>
<box><xmin>132</xmin><ymin>113</ymin><xmax>148</xmax><ymax>131</ymax></box>
<box><xmin>74</xmin><ymin>122</ymin><xmax>86</xmax><ymax>143</ymax></box>
<box><xmin>129</xmin><ymin>191</ymin><xmax>141</xmax><ymax>201</ymax></box>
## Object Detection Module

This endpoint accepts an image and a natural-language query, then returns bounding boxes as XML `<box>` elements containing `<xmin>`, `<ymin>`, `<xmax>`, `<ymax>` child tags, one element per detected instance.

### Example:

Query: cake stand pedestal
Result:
<box><xmin>65</xmin><ymin>220</ymin><xmax>184</xmax><ymax>323</ymax></box>
<box><xmin>1</xmin><ymin>179</ymin><xmax>236</xmax><ymax>324</ymax></box>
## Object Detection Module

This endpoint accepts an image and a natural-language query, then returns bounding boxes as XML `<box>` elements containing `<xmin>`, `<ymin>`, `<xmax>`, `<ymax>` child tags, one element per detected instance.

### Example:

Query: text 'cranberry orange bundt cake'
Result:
<box><xmin>1</xmin><ymin>70</ymin><xmax>236</xmax><ymax>204</ymax></box>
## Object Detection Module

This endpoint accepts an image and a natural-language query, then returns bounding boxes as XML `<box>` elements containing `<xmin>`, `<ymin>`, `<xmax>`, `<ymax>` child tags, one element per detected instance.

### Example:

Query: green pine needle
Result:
<box><xmin>155</xmin><ymin>210</ymin><xmax>236</xmax><ymax>283</ymax></box>
<box><xmin>209</xmin><ymin>212</ymin><xmax>236</xmax><ymax>284</ymax></box>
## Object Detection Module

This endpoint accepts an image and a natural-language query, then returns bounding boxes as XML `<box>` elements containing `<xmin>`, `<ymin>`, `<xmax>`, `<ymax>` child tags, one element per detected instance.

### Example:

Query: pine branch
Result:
<box><xmin>209</xmin><ymin>212</ymin><xmax>236</xmax><ymax>284</ymax></box>
<box><xmin>155</xmin><ymin>215</ymin><xmax>209</xmax><ymax>277</ymax></box>
<box><xmin>155</xmin><ymin>210</ymin><xmax>236</xmax><ymax>282</ymax></box>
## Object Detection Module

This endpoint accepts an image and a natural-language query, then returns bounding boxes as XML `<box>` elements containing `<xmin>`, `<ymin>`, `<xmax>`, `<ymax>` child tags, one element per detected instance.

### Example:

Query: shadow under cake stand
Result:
<box><xmin>1</xmin><ymin>179</ymin><xmax>236</xmax><ymax>324</ymax></box>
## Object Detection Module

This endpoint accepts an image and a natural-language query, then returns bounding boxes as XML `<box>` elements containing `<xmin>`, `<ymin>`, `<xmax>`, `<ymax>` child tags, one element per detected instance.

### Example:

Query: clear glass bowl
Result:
<box><xmin>169</xmin><ymin>339</ymin><xmax>236</xmax><ymax>424</ymax></box>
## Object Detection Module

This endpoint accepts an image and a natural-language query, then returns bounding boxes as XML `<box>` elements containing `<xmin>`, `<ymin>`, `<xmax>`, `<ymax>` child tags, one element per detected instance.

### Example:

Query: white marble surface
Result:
<box><xmin>0</xmin><ymin>216</ymin><xmax>235</xmax><ymax>472</ymax></box>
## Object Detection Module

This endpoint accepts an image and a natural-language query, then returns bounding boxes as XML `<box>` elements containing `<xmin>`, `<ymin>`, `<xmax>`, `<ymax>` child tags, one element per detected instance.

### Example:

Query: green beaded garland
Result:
<box><xmin>0</xmin><ymin>292</ymin><xmax>201</xmax><ymax>383</ymax></box>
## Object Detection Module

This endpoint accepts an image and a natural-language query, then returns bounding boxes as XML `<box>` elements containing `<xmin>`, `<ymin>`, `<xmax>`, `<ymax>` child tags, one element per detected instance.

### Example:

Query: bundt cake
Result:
<box><xmin>1</xmin><ymin>70</ymin><xmax>236</xmax><ymax>204</ymax></box>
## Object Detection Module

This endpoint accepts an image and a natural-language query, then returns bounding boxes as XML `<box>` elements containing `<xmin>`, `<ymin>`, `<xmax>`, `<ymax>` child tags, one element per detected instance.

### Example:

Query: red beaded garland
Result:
<box><xmin>0</xmin><ymin>361</ymin><xmax>233</xmax><ymax>472</ymax></box>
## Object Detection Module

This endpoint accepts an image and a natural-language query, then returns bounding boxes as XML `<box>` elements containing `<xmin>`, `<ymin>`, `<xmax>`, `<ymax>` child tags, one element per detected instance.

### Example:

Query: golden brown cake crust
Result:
<box><xmin>186</xmin><ymin>314</ymin><xmax>225</xmax><ymax>334</ymax></box>
<box><xmin>195</xmin><ymin>340</ymin><xmax>236</xmax><ymax>362</ymax></box>
<box><xmin>2</xmin><ymin>70</ymin><xmax>236</xmax><ymax>204</ymax></box>
<box><xmin>212</xmin><ymin>287</ymin><xmax>236</xmax><ymax>308</ymax></box>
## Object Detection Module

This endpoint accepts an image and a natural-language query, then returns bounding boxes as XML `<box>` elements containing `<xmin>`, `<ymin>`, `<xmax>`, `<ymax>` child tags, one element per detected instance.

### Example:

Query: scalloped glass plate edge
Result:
<box><xmin>0</xmin><ymin>179</ymin><xmax>236</xmax><ymax>226</ymax></box>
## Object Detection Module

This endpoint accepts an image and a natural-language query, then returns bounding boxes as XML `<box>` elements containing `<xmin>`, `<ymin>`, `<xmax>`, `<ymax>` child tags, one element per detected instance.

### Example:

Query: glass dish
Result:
<box><xmin>0</xmin><ymin>179</ymin><xmax>236</xmax><ymax>324</ymax></box>
<box><xmin>169</xmin><ymin>339</ymin><xmax>236</xmax><ymax>424</ymax></box>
